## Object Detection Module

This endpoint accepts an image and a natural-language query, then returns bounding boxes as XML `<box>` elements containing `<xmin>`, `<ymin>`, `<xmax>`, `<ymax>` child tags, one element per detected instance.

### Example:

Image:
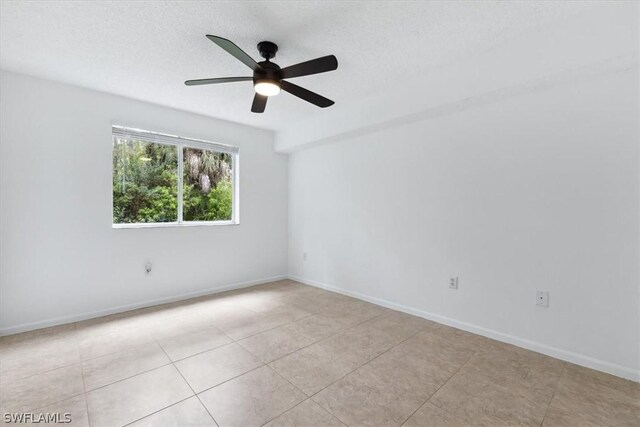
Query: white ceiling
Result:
<box><xmin>0</xmin><ymin>1</ymin><xmax>597</xmax><ymax>131</ymax></box>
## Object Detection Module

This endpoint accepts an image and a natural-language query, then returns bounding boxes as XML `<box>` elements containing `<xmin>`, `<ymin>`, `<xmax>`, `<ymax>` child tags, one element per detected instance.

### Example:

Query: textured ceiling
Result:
<box><xmin>0</xmin><ymin>1</ymin><xmax>596</xmax><ymax>130</ymax></box>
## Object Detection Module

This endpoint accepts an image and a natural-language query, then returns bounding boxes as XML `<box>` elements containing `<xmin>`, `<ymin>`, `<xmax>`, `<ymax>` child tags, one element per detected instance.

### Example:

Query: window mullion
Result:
<box><xmin>177</xmin><ymin>145</ymin><xmax>184</xmax><ymax>223</ymax></box>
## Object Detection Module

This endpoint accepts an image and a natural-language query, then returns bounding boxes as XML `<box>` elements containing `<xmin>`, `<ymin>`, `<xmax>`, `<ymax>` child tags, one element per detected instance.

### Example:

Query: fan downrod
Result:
<box><xmin>257</xmin><ymin>41</ymin><xmax>278</xmax><ymax>60</ymax></box>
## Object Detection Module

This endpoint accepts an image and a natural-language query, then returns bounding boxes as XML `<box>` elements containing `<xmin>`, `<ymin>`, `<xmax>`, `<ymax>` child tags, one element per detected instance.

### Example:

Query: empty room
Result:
<box><xmin>0</xmin><ymin>1</ymin><xmax>638</xmax><ymax>426</ymax></box>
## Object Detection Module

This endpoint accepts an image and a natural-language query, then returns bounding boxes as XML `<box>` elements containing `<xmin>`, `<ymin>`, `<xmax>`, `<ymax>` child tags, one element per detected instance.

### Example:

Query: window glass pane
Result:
<box><xmin>182</xmin><ymin>147</ymin><xmax>233</xmax><ymax>222</ymax></box>
<box><xmin>112</xmin><ymin>137</ymin><xmax>178</xmax><ymax>223</ymax></box>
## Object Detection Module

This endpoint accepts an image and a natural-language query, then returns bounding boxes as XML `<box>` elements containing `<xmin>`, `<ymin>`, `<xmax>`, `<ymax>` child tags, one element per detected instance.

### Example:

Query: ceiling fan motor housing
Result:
<box><xmin>254</xmin><ymin>60</ymin><xmax>281</xmax><ymax>85</ymax></box>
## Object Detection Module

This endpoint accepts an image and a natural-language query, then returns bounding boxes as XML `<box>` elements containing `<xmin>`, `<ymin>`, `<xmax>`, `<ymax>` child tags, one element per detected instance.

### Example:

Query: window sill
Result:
<box><xmin>112</xmin><ymin>221</ymin><xmax>239</xmax><ymax>229</ymax></box>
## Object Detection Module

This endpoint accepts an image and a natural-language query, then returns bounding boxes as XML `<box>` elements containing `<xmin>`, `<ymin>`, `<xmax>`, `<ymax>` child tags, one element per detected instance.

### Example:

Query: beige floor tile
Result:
<box><xmin>464</xmin><ymin>341</ymin><xmax>565</xmax><ymax>403</ymax></box>
<box><xmin>214</xmin><ymin>305</ymin><xmax>312</xmax><ymax>341</ymax></box>
<box><xmin>326</xmin><ymin>319</ymin><xmax>410</xmax><ymax>361</ymax></box>
<box><xmin>402</xmin><ymin>327</ymin><xmax>480</xmax><ymax>368</ymax></box>
<box><xmin>75</xmin><ymin>310</ymin><xmax>150</xmax><ymax>335</ymax></box>
<box><xmin>0</xmin><ymin>364</ymin><xmax>84</xmax><ymax>413</ymax></box>
<box><xmin>228</xmin><ymin>290</ymin><xmax>292</xmax><ymax>314</ymax></box>
<box><xmin>205</xmin><ymin>306</ymin><xmax>266</xmax><ymax>337</ymax></box>
<box><xmin>3</xmin><ymin>282</ymin><xmax>636</xmax><ymax>427</ymax></box>
<box><xmin>363</xmin><ymin>311</ymin><xmax>432</xmax><ymax>342</ymax></box>
<box><xmin>561</xmin><ymin>363</ymin><xmax>640</xmax><ymax>405</ymax></box>
<box><xmin>129</xmin><ymin>396</ymin><xmax>216</xmax><ymax>426</ymax></box>
<box><xmin>76</xmin><ymin>324</ymin><xmax>155</xmax><ymax>360</ymax></box>
<box><xmin>82</xmin><ymin>342</ymin><xmax>170</xmax><ymax>391</ymax></box>
<box><xmin>156</xmin><ymin>325</ymin><xmax>231</xmax><ymax>361</ymax></box>
<box><xmin>429</xmin><ymin>370</ymin><xmax>548</xmax><ymax>426</ymax></box>
<box><xmin>0</xmin><ymin>324</ymin><xmax>80</xmax><ymax>381</ymax></box>
<box><xmin>431</xmin><ymin>324</ymin><xmax>489</xmax><ymax>350</ymax></box>
<box><xmin>238</xmin><ymin>313</ymin><xmax>345</xmax><ymax>363</ymax></box>
<box><xmin>264</xmin><ymin>399</ymin><xmax>345</xmax><ymax>427</ymax></box>
<box><xmin>238</xmin><ymin>324</ymin><xmax>311</xmax><ymax>364</ymax></box>
<box><xmin>199</xmin><ymin>366</ymin><xmax>305</xmax><ymax>427</ymax></box>
<box><xmin>542</xmin><ymin>405</ymin><xmax>625</xmax><ymax>427</ymax></box>
<box><xmin>269</xmin><ymin>339</ymin><xmax>359</xmax><ymax>396</ymax></box>
<box><xmin>86</xmin><ymin>365</ymin><xmax>193</xmax><ymax>427</ymax></box>
<box><xmin>542</xmin><ymin>407</ymin><xmax>604</xmax><ymax>427</ymax></box>
<box><xmin>0</xmin><ymin>323</ymin><xmax>77</xmax><ymax>347</ymax></box>
<box><xmin>283</xmin><ymin>290</ymin><xmax>356</xmax><ymax>314</ymax></box>
<box><xmin>270</xmin><ymin>318</ymin><xmax>410</xmax><ymax>396</ymax></box>
<box><xmin>371</xmin><ymin>336</ymin><xmax>461</xmax><ymax>389</ymax></box>
<box><xmin>175</xmin><ymin>342</ymin><xmax>262</xmax><ymax>393</ymax></box>
<box><xmin>402</xmin><ymin>402</ymin><xmax>470</xmax><ymax>427</ymax></box>
<box><xmin>289</xmin><ymin>311</ymin><xmax>350</xmax><ymax>340</ymax></box>
<box><xmin>313</xmin><ymin>342</ymin><xmax>456</xmax><ymax>427</ymax></box>
<box><xmin>542</xmin><ymin>364</ymin><xmax>640</xmax><ymax>427</ymax></box>
<box><xmin>0</xmin><ymin>394</ymin><xmax>89</xmax><ymax>427</ymax></box>
<box><xmin>313</xmin><ymin>370</ymin><xmax>423</xmax><ymax>426</ymax></box>
<box><xmin>145</xmin><ymin>312</ymin><xmax>215</xmax><ymax>338</ymax></box>
<box><xmin>319</xmin><ymin>303</ymin><xmax>387</xmax><ymax>329</ymax></box>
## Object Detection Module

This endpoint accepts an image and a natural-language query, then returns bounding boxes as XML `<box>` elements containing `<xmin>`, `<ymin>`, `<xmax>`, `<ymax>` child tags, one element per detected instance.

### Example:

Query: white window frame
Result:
<box><xmin>112</xmin><ymin>125</ymin><xmax>240</xmax><ymax>229</ymax></box>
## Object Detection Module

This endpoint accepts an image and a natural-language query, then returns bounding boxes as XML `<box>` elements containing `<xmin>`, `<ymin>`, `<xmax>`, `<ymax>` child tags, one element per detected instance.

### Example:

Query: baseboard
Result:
<box><xmin>289</xmin><ymin>275</ymin><xmax>640</xmax><ymax>383</ymax></box>
<box><xmin>0</xmin><ymin>275</ymin><xmax>288</xmax><ymax>336</ymax></box>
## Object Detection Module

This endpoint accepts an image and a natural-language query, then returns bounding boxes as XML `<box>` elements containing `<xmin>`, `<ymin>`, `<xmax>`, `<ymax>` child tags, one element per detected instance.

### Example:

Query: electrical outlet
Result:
<box><xmin>536</xmin><ymin>290</ymin><xmax>549</xmax><ymax>307</ymax></box>
<box><xmin>449</xmin><ymin>277</ymin><xmax>458</xmax><ymax>289</ymax></box>
<box><xmin>145</xmin><ymin>262</ymin><xmax>152</xmax><ymax>274</ymax></box>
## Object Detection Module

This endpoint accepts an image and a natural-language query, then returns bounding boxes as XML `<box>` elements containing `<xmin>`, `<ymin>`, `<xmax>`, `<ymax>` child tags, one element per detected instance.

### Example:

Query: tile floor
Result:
<box><xmin>0</xmin><ymin>280</ymin><xmax>638</xmax><ymax>426</ymax></box>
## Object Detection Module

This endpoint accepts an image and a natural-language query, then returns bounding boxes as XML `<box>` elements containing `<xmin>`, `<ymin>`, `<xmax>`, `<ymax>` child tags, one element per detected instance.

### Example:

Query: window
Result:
<box><xmin>112</xmin><ymin>126</ymin><xmax>238</xmax><ymax>227</ymax></box>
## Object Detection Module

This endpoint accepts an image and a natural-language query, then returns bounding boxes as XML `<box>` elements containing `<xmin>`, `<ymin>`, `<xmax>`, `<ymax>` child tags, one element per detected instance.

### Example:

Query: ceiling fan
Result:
<box><xmin>185</xmin><ymin>35</ymin><xmax>338</xmax><ymax>113</ymax></box>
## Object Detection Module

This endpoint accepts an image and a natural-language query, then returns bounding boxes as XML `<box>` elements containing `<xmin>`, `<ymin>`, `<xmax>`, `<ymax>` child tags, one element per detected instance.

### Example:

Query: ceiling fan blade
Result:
<box><xmin>251</xmin><ymin>94</ymin><xmax>268</xmax><ymax>113</ymax></box>
<box><xmin>280</xmin><ymin>80</ymin><xmax>334</xmax><ymax>108</ymax></box>
<box><xmin>280</xmin><ymin>55</ymin><xmax>338</xmax><ymax>79</ymax></box>
<box><xmin>185</xmin><ymin>77</ymin><xmax>253</xmax><ymax>86</ymax></box>
<box><xmin>206</xmin><ymin>35</ymin><xmax>262</xmax><ymax>72</ymax></box>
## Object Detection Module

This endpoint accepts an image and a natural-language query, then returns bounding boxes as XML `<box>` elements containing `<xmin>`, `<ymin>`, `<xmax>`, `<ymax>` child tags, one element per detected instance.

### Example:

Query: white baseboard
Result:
<box><xmin>289</xmin><ymin>275</ymin><xmax>640</xmax><ymax>383</ymax></box>
<box><xmin>0</xmin><ymin>275</ymin><xmax>288</xmax><ymax>336</ymax></box>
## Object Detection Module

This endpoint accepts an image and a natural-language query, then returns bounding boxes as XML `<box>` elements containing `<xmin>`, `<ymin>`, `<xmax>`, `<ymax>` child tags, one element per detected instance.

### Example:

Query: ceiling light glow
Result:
<box><xmin>254</xmin><ymin>81</ymin><xmax>280</xmax><ymax>96</ymax></box>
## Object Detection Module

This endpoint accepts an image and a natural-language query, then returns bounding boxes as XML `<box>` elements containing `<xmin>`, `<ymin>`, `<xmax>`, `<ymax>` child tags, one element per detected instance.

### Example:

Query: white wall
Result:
<box><xmin>288</xmin><ymin>68</ymin><xmax>639</xmax><ymax>380</ymax></box>
<box><xmin>0</xmin><ymin>71</ymin><xmax>288</xmax><ymax>334</ymax></box>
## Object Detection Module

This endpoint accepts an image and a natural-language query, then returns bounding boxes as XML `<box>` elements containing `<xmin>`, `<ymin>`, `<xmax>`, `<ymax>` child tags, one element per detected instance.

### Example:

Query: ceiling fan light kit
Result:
<box><xmin>254</xmin><ymin>81</ymin><xmax>281</xmax><ymax>96</ymax></box>
<box><xmin>185</xmin><ymin>35</ymin><xmax>338</xmax><ymax>113</ymax></box>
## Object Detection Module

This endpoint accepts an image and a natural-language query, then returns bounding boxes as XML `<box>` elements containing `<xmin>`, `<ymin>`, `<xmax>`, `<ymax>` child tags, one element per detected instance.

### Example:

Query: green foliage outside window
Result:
<box><xmin>112</xmin><ymin>138</ymin><xmax>233</xmax><ymax>224</ymax></box>
<box><xmin>182</xmin><ymin>148</ymin><xmax>233</xmax><ymax>221</ymax></box>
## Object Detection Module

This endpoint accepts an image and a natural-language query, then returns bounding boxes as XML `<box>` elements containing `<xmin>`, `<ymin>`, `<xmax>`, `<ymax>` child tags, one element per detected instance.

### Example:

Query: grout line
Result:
<box><xmin>223</xmin><ymin>288</ymin><xmax>371</xmax><ymax>342</ymax></box>
<box><xmin>121</xmin><ymin>395</ymin><xmax>196</xmax><ymax>426</ymax></box>
<box><xmin>260</xmin><ymin>351</ymin><xmax>363</xmax><ymax>427</ymax></box>
<box><xmin>266</xmin><ymin>302</ymin><xmax>395</xmax><ymax>360</ymax></box>
<box><xmin>399</xmin><ymin>345</ymin><xmax>480</xmax><ymax>426</ymax></box>
<box><xmin>304</xmin><ymin>320</ymin><xmax>432</xmax><ymax>423</ymax></box>
<box><xmin>220</xmin><ymin>311</ymin><xmax>316</xmax><ymax>342</ymax></box>
<box><xmin>539</xmin><ymin>364</ymin><xmax>567</xmax><ymax>427</ymax></box>
<box><xmin>87</xmin><ymin>362</ymin><xmax>175</xmax><ymax>392</ymax></box>
<box><xmin>190</xmin><ymin>363</ymin><xmax>267</xmax><ymax>396</ymax></box>
<box><xmin>152</xmin><ymin>336</ymin><xmax>220</xmax><ymax>427</ymax></box>
<box><xmin>161</xmin><ymin>339</ymin><xmax>235</xmax><ymax>363</ymax></box>
<box><xmin>77</xmin><ymin>335</ymin><xmax>92</xmax><ymax>427</ymax></box>
<box><xmin>258</xmin><ymin>397</ymin><xmax>312</xmax><ymax>427</ymax></box>
<box><xmin>251</xmin><ymin>365</ymin><xmax>309</xmax><ymax>426</ymax></box>
<box><xmin>261</xmin><ymin>311</ymin><xmax>391</xmax><ymax>366</ymax></box>
<box><xmin>76</xmin><ymin>335</ymin><xmax>157</xmax><ymax>365</ymax></box>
